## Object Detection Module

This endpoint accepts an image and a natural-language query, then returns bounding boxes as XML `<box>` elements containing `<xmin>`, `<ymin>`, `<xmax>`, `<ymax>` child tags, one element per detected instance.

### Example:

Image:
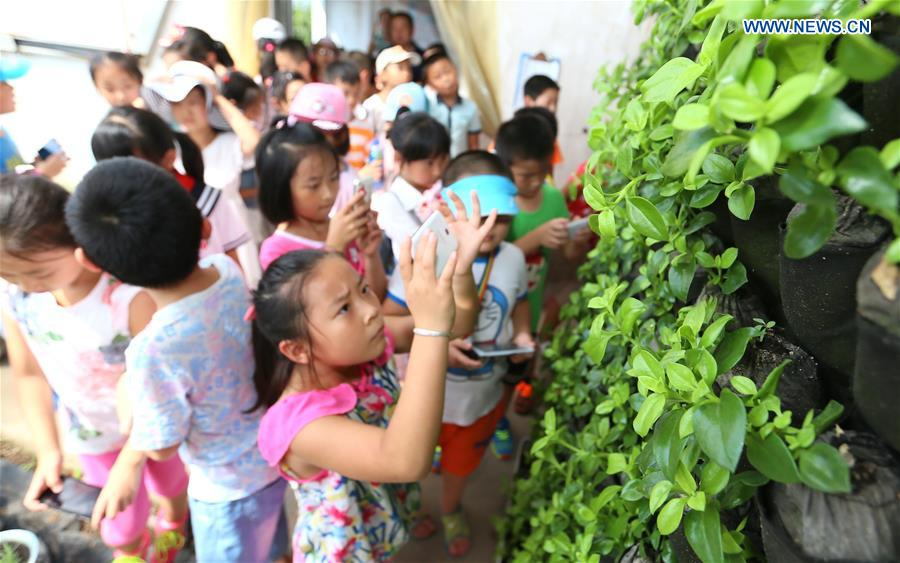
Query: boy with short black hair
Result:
<box><xmin>363</xmin><ymin>45</ymin><xmax>414</xmax><ymax>137</ymax></box>
<box><xmin>423</xmin><ymin>53</ymin><xmax>481</xmax><ymax>158</ymax></box>
<box><xmin>65</xmin><ymin>157</ymin><xmax>289</xmax><ymax>562</ymax></box>
<box><xmin>346</xmin><ymin>50</ymin><xmax>377</xmax><ymax>100</ymax></box>
<box><xmin>275</xmin><ymin>38</ymin><xmax>311</xmax><ymax>80</ymax></box>
<box><xmin>523</xmin><ymin>74</ymin><xmax>560</xmax><ymax>113</ymax></box>
<box><xmin>325</xmin><ymin>59</ymin><xmax>375</xmax><ymax>172</ymax></box>
<box><xmin>496</xmin><ymin>114</ymin><xmax>585</xmax><ymax>331</ymax></box>
<box><xmin>390</xmin><ymin>10</ymin><xmax>424</xmax><ymax>80</ymax></box>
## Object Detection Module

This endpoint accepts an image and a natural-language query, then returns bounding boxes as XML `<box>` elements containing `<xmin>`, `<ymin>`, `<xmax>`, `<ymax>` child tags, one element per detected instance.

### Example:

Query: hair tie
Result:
<box><xmin>243</xmin><ymin>304</ymin><xmax>257</xmax><ymax>322</ymax></box>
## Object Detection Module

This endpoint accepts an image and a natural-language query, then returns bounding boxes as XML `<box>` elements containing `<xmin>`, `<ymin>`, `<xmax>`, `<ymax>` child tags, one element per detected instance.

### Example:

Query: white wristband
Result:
<box><xmin>413</xmin><ymin>327</ymin><xmax>451</xmax><ymax>338</ymax></box>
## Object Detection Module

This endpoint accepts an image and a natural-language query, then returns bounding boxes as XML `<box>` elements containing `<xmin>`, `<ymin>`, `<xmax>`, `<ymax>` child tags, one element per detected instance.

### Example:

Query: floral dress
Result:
<box><xmin>257</xmin><ymin>334</ymin><xmax>420</xmax><ymax>562</ymax></box>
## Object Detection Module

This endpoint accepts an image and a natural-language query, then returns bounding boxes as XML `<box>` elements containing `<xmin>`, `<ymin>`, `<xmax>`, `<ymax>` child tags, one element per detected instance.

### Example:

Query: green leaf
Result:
<box><xmin>727</xmin><ymin>184</ymin><xmax>755</xmax><ymax>220</ymax></box>
<box><xmin>702</xmin><ymin>154</ymin><xmax>735</xmax><ymax>184</ymax></box>
<box><xmin>642</xmin><ymin>57</ymin><xmax>705</xmax><ymax>103</ymax></box>
<box><xmin>783</xmin><ymin>202</ymin><xmax>837</xmax><ymax>259</ymax></box>
<box><xmin>650</xmin><ymin>480</ymin><xmax>674</xmax><ymax>513</ymax></box>
<box><xmin>617</xmin><ymin>145</ymin><xmax>634</xmax><ymax>176</ymax></box>
<box><xmin>634</xmin><ymin>393</ymin><xmax>667</xmax><ymax>437</ymax></box>
<box><xmin>772</xmin><ymin>98</ymin><xmax>867</xmax><ymax>152</ymax></box>
<box><xmin>714</xmin><ymin>328</ymin><xmax>753</xmax><ymax>375</ymax></box>
<box><xmin>779</xmin><ymin>165</ymin><xmax>834</xmax><ymax>205</ymax></box>
<box><xmin>669</xmin><ymin>259</ymin><xmax>697</xmax><ymax>302</ymax></box>
<box><xmin>748</xmin><ymin>128</ymin><xmax>780</xmax><ymax>173</ymax></box>
<box><xmin>699</xmin><ymin>15</ymin><xmax>727</xmax><ymax>68</ymax></box>
<box><xmin>650</xmin><ymin>124</ymin><xmax>675</xmax><ymax>141</ymax></box>
<box><xmin>544</xmin><ymin>408</ymin><xmax>557</xmax><ymax>434</ymax></box>
<box><xmin>730</xmin><ymin>376</ymin><xmax>758</xmax><ymax>396</ymax></box>
<box><xmin>721</xmin><ymin>262</ymin><xmax>748</xmax><ymax>295</ymax></box>
<box><xmin>701</xmin><ymin>315</ymin><xmax>734</xmax><ymax>349</ymax></box>
<box><xmin>632</xmin><ymin>349</ymin><xmax>665</xmax><ymax>380</ymax></box>
<box><xmin>888</xmin><ymin>238</ymin><xmax>900</xmax><ymax>264</ymax></box>
<box><xmin>746</xmin><ymin>58</ymin><xmax>776</xmax><ymax>99</ymax></box>
<box><xmin>836</xmin><ymin>147</ymin><xmax>899</xmax><ymax>214</ymax></box>
<box><xmin>674</xmin><ymin>104</ymin><xmax>712</xmax><ymax>131</ymax></box>
<box><xmin>617</xmin><ymin>297</ymin><xmax>647</xmax><ymax>335</ymax></box>
<box><xmin>812</xmin><ymin>400</ymin><xmax>844</xmax><ymax>433</ymax></box>
<box><xmin>685</xmin><ymin>508</ymin><xmax>725</xmax><ymax>563</ymax></box>
<box><xmin>657</xmin><ymin>497</ymin><xmax>687</xmax><ymax>535</ymax></box>
<box><xmin>584</xmin><ymin>184</ymin><xmax>605</xmax><ymax>210</ymax></box>
<box><xmin>653</xmin><ymin>410</ymin><xmax>685</xmax><ymax>480</ymax></box>
<box><xmin>607</xmin><ymin>452</ymin><xmax>628</xmax><ymax>474</ymax></box>
<box><xmin>626</xmin><ymin>197</ymin><xmax>669</xmax><ymax>241</ymax></box>
<box><xmin>880</xmin><ymin>138</ymin><xmax>900</xmax><ymax>170</ymax></box>
<box><xmin>719</xmin><ymin>248</ymin><xmax>738</xmax><ymax>269</ymax></box>
<box><xmin>624</xmin><ymin>99</ymin><xmax>648</xmax><ymax>131</ymax></box>
<box><xmin>597</xmin><ymin>210</ymin><xmax>616</xmax><ymax>239</ymax></box>
<box><xmin>798</xmin><ymin>443</ymin><xmax>851</xmax><ymax>493</ymax></box>
<box><xmin>766</xmin><ymin>35</ymin><xmax>827</xmax><ymax>82</ymax></box>
<box><xmin>701</xmin><ymin>461</ymin><xmax>730</xmax><ymax>496</ymax></box>
<box><xmin>693</xmin><ymin>390</ymin><xmax>747</xmax><ymax>472</ymax></box>
<box><xmin>765</xmin><ymin>73</ymin><xmax>818</xmax><ymax>122</ymax></box>
<box><xmin>718</xmin><ymin>83</ymin><xmax>765</xmax><ymax>122</ymax></box>
<box><xmin>836</xmin><ymin>35</ymin><xmax>900</xmax><ymax>82</ymax></box>
<box><xmin>663</xmin><ymin>128</ymin><xmax>718</xmax><ymax>177</ymax></box>
<box><xmin>719</xmin><ymin>35</ymin><xmax>759</xmax><ymax>83</ymax></box>
<box><xmin>721</xmin><ymin>0</ymin><xmax>762</xmax><ymax>20</ymax></box>
<box><xmin>759</xmin><ymin>360</ymin><xmax>791</xmax><ymax>398</ymax></box>
<box><xmin>687</xmin><ymin>491</ymin><xmax>707</xmax><ymax>511</ymax></box>
<box><xmin>667</xmin><ymin>363</ymin><xmax>697</xmax><ymax>392</ymax></box>
<box><xmin>746</xmin><ymin>432</ymin><xmax>801</xmax><ymax>483</ymax></box>
<box><xmin>591</xmin><ymin>485</ymin><xmax>621</xmax><ymax>512</ymax></box>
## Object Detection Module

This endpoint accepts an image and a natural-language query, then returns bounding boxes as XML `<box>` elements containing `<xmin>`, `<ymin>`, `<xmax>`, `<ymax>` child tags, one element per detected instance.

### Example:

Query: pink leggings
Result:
<box><xmin>79</xmin><ymin>449</ymin><xmax>189</xmax><ymax>547</ymax></box>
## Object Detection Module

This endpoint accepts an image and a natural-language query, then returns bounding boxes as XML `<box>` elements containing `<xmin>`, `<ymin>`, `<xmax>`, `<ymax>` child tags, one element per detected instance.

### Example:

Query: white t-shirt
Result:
<box><xmin>195</xmin><ymin>184</ymin><xmax>252</xmax><ymax>256</ymax></box>
<box><xmin>363</xmin><ymin>93</ymin><xmax>386</xmax><ymax>138</ymax></box>
<box><xmin>386</xmin><ymin>242</ymin><xmax>528</xmax><ymax>425</ymax></box>
<box><xmin>3</xmin><ymin>275</ymin><xmax>142</xmax><ymax>454</ymax></box>
<box><xmin>371</xmin><ymin>176</ymin><xmax>434</xmax><ymax>262</ymax></box>
<box><xmin>201</xmin><ymin>133</ymin><xmax>262</xmax><ymax>287</ymax></box>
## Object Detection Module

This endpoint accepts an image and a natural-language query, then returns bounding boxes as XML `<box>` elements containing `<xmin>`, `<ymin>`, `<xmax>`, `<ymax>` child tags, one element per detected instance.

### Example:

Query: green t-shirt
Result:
<box><xmin>507</xmin><ymin>183</ymin><xmax>569</xmax><ymax>330</ymax></box>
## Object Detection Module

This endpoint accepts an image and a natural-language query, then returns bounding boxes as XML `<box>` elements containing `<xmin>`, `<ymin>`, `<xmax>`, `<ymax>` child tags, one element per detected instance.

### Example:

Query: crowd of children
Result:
<box><xmin>0</xmin><ymin>12</ymin><xmax>594</xmax><ymax>563</ymax></box>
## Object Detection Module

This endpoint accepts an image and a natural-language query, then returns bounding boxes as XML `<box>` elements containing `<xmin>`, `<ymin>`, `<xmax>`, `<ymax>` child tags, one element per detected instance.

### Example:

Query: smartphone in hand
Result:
<box><xmin>567</xmin><ymin>217</ymin><xmax>590</xmax><ymax>238</ymax></box>
<box><xmin>354</xmin><ymin>177</ymin><xmax>374</xmax><ymax>204</ymax></box>
<box><xmin>38</xmin><ymin>476</ymin><xmax>102</xmax><ymax>519</ymax></box>
<box><xmin>37</xmin><ymin>139</ymin><xmax>62</xmax><ymax>161</ymax></box>
<box><xmin>411</xmin><ymin>211</ymin><xmax>458</xmax><ymax>276</ymax></box>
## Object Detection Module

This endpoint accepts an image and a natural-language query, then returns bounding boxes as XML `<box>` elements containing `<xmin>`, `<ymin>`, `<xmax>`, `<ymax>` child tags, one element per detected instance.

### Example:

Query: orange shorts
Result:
<box><xmin>438</xmin><ymin>397</ymin><xmax>507</xmax><ymax>477</ymax></box>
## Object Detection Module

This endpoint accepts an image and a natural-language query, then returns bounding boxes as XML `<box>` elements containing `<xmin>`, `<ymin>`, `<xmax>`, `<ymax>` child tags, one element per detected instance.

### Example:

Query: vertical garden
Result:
<box><xmin>497</xmin><ymin>0</ymin><xmax>900</xmax><ymax>561</ymax></box>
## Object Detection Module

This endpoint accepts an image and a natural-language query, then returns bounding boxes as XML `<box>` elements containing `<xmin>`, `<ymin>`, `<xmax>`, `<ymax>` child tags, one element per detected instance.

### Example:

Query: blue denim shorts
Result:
<box><xmin>189</xmin><ymin>478</ymin><xmax>289</xmax><ymax>562</ymax></box>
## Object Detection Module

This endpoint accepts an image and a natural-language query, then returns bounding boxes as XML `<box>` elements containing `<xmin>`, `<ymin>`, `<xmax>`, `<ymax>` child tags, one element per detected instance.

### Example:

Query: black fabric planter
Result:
<box><xmin>731</xmin><ymin>175</ymin><xmax>794</xmax><ymax>324</ymax></box>
<box><xmin>760</xmin><ymin>431</ymin><xmax>900</xmax><ymax>562</ymax></box>
<box><xmin>722</xmin><ymin>331</ymin><xmax>823</xmax><ymax>425</ymax></box>
<box><xmin>862</xmin><ymin>15</ymin><xmax>900</xmax><ymax>149</ymax></box>
<box><xmin>854</xmin><ymin>247</ymin><xmax>900</xmax><ymax>452</ymax></box>
<box><xmin>778</xmin><ymin>196</ymin><xmax>891</xmax><ymax>403</ymax></box>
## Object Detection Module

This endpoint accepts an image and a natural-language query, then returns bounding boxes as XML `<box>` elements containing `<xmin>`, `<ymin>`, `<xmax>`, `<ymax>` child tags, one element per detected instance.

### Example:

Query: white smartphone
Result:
<box><xmin>567</xmin><ymin>217</ymin><xmax>590</xmax><ymax>238</ymax></box>
<box><xmin>411</xmin><ymin>211</ymin><xmax>458</xmax><ymax>276</ymax></box>
<box><xmin>472</xmin><ymin>343</ymin><xmax>536</xmax><ymax>358</ymax></box>
<box><xmin>353</xmin><ymin>177</ymin><xmax>374</xmax><ymax>204</ymax></box>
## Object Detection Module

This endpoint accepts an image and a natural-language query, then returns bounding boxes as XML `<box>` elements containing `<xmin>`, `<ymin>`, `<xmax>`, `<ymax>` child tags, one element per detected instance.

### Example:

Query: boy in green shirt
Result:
<box><xmin>496</xmin><ymin>114</ymin><xmax>583</xmax><ymax>332</ymax></box>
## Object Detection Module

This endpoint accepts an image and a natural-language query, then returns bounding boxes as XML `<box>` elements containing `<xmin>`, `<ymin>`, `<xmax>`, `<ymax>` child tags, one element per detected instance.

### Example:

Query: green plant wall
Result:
<box><xmin>496</xmin><ymin>0</ymin><xmax>900</xmax><ymax>561</ymax></box>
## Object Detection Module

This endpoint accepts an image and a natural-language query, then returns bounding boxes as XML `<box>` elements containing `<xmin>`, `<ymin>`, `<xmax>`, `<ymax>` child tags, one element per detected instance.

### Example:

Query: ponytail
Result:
<box><xmin>212</xmin><ymin>40</ymin><xmax>235</xmax><ymax>69</ymax></box>
<box><xmin>246</xmin><ymin>249</ymin><xmax>330</xmax><ymax>412</ymax></box>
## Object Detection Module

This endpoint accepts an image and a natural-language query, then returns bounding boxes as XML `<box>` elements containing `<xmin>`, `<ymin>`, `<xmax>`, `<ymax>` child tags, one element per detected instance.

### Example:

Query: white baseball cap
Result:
<box><xmin>252</xmin><ymin>18</ymin><xmax>287</xmax><ymax>42</ymax></box>
<box><xmin>375</xmin><ymin>45</ymin><xmax>413</xmax><ymax>74</ymax></box>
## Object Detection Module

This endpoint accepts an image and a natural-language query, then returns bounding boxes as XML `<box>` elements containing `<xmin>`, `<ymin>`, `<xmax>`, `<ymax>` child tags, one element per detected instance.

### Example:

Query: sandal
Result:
<box><xmin>112</xmin><ymin>529</ymin><xmax>151</xmax><ymax>562</ymax></box>
<box><xmin>410</xmin><ymin>511</ymin><xmax>438</xmax><ymax>540</ymax></box>
<box><xmin>150</xmin><ymin>512</ymin><xmax>189</xmax><ymax>563</ymax></box>
<box><xmin>441</xmin><ymin>508</ymin><xmax>472</xmax><ymax>558</ymax></box>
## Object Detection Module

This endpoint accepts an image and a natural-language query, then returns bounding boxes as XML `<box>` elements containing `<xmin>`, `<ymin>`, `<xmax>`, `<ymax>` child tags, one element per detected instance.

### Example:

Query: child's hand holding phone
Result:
<box><xmin>326</xmin><ymin>190</ymin><xmax>370</xmax><ymax>252</ymax></box>
<box><xmin>538</xmin><ymin>218</ymin><xmax>570</xmax><ymax>249</ymax></box>
<box><xmin>399</xmin><ymin>233</ymin><xmax>457</xmax><ymax>335</ymax></box>
<box><xmin>33</xmin><ymin>139</ymin><xmax>68</xmax><ymax>179</ymax></box>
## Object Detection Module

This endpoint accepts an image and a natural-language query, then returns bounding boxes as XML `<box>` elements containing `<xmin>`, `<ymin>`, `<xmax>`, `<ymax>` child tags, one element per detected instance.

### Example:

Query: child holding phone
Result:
<box><xmin>255</xmin><ymin>121</ymin><xmax>387</xmax><ymax>298</ymax></box>
<box><xmin>0</xmin><ymin>174</ymin><xmax>189</xmax><ymax>562</ymax></box>
<box><xmin>383</xmin><ymin>155</ymin><xmax>534</xmax><ymax>557</ymax></box>
<box><xmin>252</xmin><ymin>187</ymin><xmax>494</xmax><ymax>561</ymax></box>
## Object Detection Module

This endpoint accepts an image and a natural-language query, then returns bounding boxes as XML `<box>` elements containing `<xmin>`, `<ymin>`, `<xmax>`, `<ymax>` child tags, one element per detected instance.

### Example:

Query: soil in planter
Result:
<box><xmin>731</xmin><ymin>175</ymin><xmax>795</xmax><ymax>327</ymax></box>
<box><xmin>1</xmin><ymin>541</ymin><xmax>33</xmax><ymax>563</ymax></box>
<box><xmin>853</xmin><ymin>246</ymin><xmax>900</xmax><ymax>452</ymax></box>
<box><xmin>698</xmin><ymin>283</ymin><xmax>769</xmax><ymax>330</ymax></box>
<box><xmin>720</xmin><ymin>331</ymin><xmax>823</xmax><ymax>425</ymax></box>
<box><xmin>760</xmin><ymin>430</ymin><xmax>900</xmax><ymax>562</ymax></box>
<box><xmin>779</xmin><ymin>194</ymin><xmax>891</xmax><ymax>404</ymax></box>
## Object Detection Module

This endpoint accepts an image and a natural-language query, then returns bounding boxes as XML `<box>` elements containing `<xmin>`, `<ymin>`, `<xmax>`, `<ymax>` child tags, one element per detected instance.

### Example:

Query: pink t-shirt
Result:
<box><xmin>259</xmin><ymin>229</ymin><xmax>366</xmax><ymax>274</ymax></box>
